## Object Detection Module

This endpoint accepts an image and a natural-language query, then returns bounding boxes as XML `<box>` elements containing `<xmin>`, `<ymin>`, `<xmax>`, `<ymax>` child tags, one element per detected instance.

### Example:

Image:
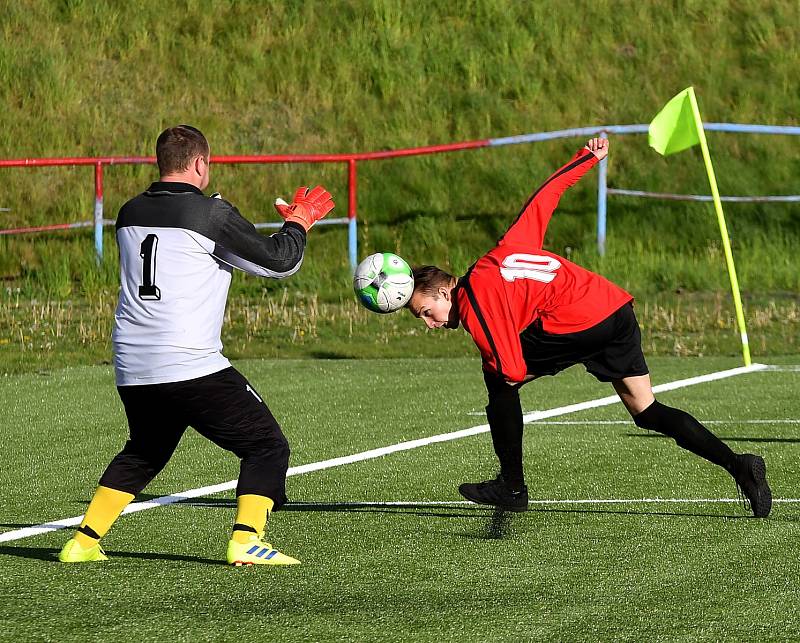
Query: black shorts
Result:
<box><xmin>520</xmin><ymin>302</ymin><xmax>649</xmax><ymax>382</ymax></box>
<box><xmin>101</xmin><ymin>366</ymin><xmax>289</xmax><ymax>502</ymax></box>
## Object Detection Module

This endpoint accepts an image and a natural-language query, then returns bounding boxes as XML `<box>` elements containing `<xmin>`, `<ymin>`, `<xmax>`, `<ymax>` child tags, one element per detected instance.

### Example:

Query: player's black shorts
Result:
<box><xmin>100</xmin><ymin>366</ymin><xmax>289</xmax><ymax>503</ymax></box>
<box><xmin>520</xmin><ymin>302</ymin><xmax>649</xmax><ymax>382</ymax></box>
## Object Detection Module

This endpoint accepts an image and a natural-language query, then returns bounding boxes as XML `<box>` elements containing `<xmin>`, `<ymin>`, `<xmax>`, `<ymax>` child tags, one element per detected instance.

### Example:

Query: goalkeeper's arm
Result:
<box><xmin>207</xmin><ymin>185</ymin><xmax>334</xmax><ymax>279</ymax></box>
<box><xmin>209</xmin><ymin>197</ymin><xmax>307</xmax><ymax>279</ymax></box>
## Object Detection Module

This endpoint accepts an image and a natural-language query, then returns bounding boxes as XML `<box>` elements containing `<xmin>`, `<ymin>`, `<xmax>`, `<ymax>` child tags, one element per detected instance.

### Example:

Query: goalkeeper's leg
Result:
<box><xmin>60</xmin><ymin>388</ymin><xmax>188</xmax><ymax>562</ymax></box>
<box><xmin>184</xmin><ymin>367</ymin><xmax>299</xmax><ymax>565</ymax></box>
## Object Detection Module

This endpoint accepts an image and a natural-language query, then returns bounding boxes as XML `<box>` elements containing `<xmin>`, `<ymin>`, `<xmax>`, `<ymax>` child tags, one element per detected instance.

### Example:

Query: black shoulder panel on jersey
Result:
<box><xmin>116</xmin><ymin>191</ymin><xmax>217</xmax><ymax>235</ymax></box>
<box><xmin>116</xmin><ymin>190</ymin><xmax>307</xmax><ymax>279</ymax></box>
<box><xmin>462</xmin><ymin>269</ymin><xmax>505</xmax><ymax>379</ymax></box>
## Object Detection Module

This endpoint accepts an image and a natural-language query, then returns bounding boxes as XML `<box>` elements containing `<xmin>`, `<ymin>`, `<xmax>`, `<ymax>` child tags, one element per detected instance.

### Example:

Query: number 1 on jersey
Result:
<box><xmin>138</xmin><ymin>234</ymin><xmax>162</xmax><ymax>301</ymax></box>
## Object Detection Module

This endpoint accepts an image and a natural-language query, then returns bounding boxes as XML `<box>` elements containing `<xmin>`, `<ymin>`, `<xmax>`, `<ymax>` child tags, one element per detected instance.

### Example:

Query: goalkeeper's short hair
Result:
<box><xmin>156</xmin><ymin>125</ymin><xmax>210</xmax><ymax>176</ymax></box>
<box><xmin>410</xmin><ymin>265</ymin><xmax>454</xmax><ymax>301</ymax></box>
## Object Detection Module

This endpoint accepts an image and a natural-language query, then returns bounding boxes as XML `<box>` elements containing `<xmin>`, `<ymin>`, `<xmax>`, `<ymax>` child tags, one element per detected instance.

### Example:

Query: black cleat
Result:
<box><xmin>458</xmin><ymin>476</ymin><xmax>528</xmax><ymax>512</ymax></box>
<box><xmin>734</xmin><ymin>454</ymin><xmax>772</xmax><ymax>518</ymax></box>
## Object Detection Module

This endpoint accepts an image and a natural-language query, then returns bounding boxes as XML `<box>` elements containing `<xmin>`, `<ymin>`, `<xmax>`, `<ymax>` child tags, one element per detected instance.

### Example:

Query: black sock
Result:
<box><xmin>231</xmin><ymin>523</ymin><xmax>258</xmax><ymax>535</ymax></box>
<box><xmin>634</xmin><ymin>400</ymin><xmax>736</xmax><ymax>472</ymax></box>
<box><xmin>77</xmin><ymin>524</ymin><xmax>101</xmax><ymax>540</ymax></box>
<box><xmin>484</xmin><ymin>373</ymin><xmax>525</xmax><ymax>491</ymax></box>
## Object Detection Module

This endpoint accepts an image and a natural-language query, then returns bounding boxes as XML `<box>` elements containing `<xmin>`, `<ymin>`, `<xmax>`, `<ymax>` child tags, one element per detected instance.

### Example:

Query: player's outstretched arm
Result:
<box><xmin>500</xmin><ymin>139</ymin><xmax>606</xmax><ymax>248</ymax></box>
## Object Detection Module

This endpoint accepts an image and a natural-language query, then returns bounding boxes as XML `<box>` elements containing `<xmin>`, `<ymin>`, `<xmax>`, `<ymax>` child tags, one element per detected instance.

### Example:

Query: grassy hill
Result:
<box><xmin>0</xmin><ymin>0</ymin><xmax>797</xmax><ymax>369</ymax></box>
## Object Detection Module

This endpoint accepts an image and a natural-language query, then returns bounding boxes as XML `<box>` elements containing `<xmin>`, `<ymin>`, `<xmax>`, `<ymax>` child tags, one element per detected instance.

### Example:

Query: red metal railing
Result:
<box><xmin>0</xmin><ymin>139</ymin><xmax>491</xmax><ymax>266</ymax></box>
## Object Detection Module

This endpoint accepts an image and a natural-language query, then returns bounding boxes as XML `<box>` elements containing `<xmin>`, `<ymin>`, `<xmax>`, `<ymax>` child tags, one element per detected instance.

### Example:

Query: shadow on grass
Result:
<box><xmin>174</xmin><ymin>497</ymin><xmax>762</xmax><ymax>520</ymax></box>
<box><xmin>68</xmin><ymin>494</ymin><xmax>780</xmax><ymax>526</ymax></box>
<box><xmin>307</xmin><ymin>350</ymin><xmax>354</xmax><ymax>360</ymax></box>
<box><xmin>182</xmin><ymin>498</ymin><xmax>493</xmax><ymax>519</ymax></box>
<box><xmin>0</xmin><ymin>545</ymin><xmax>225</xmax><ymax>566</ymax></box>
<box><xmin>171</xmin><ymin>499</ymin><xmax>525</xmax><ymax>540</ymax></box>
<box><xmin>482</xmin><ymin>508</ymin><xmax>513</xmax><ymax>539</ymax></box>
<box><xmin>178</xmin><ymin>498</ymin><xmax>761</xmax><ymax>529</ymax></box>
<box><xmin>626</xmin><ymin>433</ymin><xmax>800</xmax><ymax>444</ymax></box>
<box><xmin>289</xmin><ymin>502</ymin><xmax>497</xmax><ymax>520</ymax></box>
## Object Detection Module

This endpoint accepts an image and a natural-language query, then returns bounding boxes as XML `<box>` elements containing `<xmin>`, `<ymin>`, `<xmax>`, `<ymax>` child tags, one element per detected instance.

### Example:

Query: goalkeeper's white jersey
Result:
<box><xmin>112</xmin><ymin>182</ymin><xmax>306</xmax><ymax>386</ymax></box>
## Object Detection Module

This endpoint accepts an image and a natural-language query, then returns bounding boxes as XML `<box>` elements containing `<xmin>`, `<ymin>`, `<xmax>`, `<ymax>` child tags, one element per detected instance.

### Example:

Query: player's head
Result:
<box><xmin>156</xmin><ymin>125</ymin><xmax>210</xmax><ymax>190</ymax></box>
<box><xmin>406</xmin><ymin>265</ymin><xmax>459</xmax><ymax>329</ymax></box>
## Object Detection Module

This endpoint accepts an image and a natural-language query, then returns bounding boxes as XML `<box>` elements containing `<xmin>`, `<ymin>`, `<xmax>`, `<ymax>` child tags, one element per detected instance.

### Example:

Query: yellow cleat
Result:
<box><xmin>58</xmin><ymin>538</ymin><xmax>109</xmax><ymax>563</ymax></box>
<box><xmin>226</xmin><ymin>535</ymin><xmax>300</xmax><ymax>566</ymax></box>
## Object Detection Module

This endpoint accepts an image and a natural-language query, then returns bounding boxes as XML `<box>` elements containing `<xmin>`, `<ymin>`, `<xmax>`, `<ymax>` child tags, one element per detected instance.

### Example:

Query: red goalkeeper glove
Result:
<box><xmin>274</xmin><ymin>185</ymin><xmax>334</xmax><ymax>231</ymax></box>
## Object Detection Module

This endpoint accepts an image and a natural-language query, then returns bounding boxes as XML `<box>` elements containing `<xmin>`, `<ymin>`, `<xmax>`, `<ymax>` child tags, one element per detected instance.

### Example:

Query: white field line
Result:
<box><xmin>285</xmin><ymin>499</ymin><xmax>800</xmax><ymax>507</ymax></box>
<box><xmin>0</xmin><ymin>363</ymin><xmax>768</xmax><ymax>544</ymax></box>
<box><xmin>760</xmin><ymin>365</ymin><xmax>800</xmax><ymax>372</ymax></box>
<box><xmin>491</xmin><ymin>419</ymin><xmax>800</xmax><ymax>425</ymax></box>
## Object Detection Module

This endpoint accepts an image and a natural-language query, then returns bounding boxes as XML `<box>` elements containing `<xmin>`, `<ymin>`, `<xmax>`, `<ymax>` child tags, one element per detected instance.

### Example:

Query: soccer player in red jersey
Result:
<box><xmin>407</xmin><ymin>138</ymin><xmax>772</xmax><ymax>517</ymax></box>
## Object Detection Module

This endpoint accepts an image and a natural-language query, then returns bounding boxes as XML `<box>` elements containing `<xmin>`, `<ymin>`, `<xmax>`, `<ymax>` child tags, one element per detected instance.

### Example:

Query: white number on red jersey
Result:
<box><xmin>500</xmin><ymin>253</ymin><xmax>562</xmax><ymax>283</ymax></box>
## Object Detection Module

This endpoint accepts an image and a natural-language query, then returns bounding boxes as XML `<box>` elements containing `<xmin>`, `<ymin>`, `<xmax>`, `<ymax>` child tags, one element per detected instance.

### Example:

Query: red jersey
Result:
<box><xmin>455</xmin><ymin>149</ymin><xmax>633</xmax><ymax>382</ymax></box>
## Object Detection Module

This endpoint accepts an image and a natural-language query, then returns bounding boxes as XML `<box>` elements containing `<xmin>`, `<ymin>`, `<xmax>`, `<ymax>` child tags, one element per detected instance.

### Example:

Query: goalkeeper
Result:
<box><xmin>407</xmin><ymin>138</ymin><xmax>772</xmax><ymax>517</ymax></box>
<box><xmin>59</xmin><ymin>125</ymin><xmax>334</xmax><ymax>565</ymax></box>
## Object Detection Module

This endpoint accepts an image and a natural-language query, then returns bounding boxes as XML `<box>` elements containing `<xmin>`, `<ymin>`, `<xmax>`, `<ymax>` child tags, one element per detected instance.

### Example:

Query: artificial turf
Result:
<box><xmin>1</xmin><ymin>356</ymin><xmax>798</xmax><ymax>641</ymax></box>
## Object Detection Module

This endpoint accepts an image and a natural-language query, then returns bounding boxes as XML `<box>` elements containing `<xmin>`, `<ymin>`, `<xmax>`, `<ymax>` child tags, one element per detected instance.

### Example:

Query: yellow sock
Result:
<box><xmin>74</xmin><ymin>485</ymin><xmax>135</xmax><ymax>549</ymax></box>
<box><xmin>232</xmin><ymin>494</ymin><xmax>274</xmax><ymax>544</ymax></box>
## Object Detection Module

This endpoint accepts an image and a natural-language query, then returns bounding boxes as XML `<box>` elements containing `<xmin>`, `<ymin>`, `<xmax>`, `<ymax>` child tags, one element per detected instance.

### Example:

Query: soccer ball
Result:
<box><xmin>353</xmin><ymin>252</ymin><xmax>414</xmax><ymax>314</ymax></box>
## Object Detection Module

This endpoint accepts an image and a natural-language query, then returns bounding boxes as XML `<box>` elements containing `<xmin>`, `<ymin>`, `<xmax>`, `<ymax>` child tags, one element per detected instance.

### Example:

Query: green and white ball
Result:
<box><xmin>353</xmin><ymin>252</ymin><xmax>414</xmax><ymax>314</ymax></box>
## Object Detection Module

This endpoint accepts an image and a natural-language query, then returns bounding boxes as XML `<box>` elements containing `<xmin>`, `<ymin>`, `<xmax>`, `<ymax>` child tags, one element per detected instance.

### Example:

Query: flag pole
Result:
<box><xmin>686</xmin><ymin>88</ymin><xmax>752</xmax><ymax>366</ymax></box>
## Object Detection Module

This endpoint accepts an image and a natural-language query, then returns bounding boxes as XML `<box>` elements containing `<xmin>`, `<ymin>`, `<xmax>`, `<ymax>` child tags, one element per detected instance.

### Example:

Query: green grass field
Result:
<box><xmin>2</xmin><ymin>356</ymin><xmax>799</xmax><ymax>641</ymax></box>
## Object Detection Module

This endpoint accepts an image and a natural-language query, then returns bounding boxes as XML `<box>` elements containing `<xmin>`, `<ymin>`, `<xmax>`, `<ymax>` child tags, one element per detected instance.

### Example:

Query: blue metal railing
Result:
<box><xmin>585</xmin><ymin>123</ymin><xmax>800</xmax><ymax>255</ymax></box>
<box><xmin>3</xmin><ymin>123</ymin><xmax>797</xmax><ymax>262</ymax></box>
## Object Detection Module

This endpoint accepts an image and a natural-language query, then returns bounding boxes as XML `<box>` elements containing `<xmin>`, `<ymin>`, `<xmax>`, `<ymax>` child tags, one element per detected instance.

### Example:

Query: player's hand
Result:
<box><xmin>585</xmin><ymin>137</ymin><xmax>609</xmax><ymax>161</ymax></box>
<box><xmin>274</xmin><ymin>185</ymin><xmax>334</xmax><ymax>231</ymax></box>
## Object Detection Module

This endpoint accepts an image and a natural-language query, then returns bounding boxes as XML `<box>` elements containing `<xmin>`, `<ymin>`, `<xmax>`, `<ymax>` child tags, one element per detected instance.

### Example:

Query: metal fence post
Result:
<box><xmin>597</xmin><ymin>131</ymin><xmax>608</xmax><ymax>256</ymax></box>
<box><xmin>94</xmin><ymin>162</ymin><xmax>104</xmax><ymax>263</ymax></box>
<box><xmin>348</xmin><ymin>159</ymin><xmax>358</xmax><ymax>270</ymax></box>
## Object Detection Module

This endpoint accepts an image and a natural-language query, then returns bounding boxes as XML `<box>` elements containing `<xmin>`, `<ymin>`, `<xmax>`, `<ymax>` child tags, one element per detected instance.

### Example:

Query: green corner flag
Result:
<box><xmin>648</xmin><ymin>87</ymin><xmax>752</xmax><ymax>366</ymax></box>
<box><xmin>648</xmin><ymin>87</ymin><xmax>700</xmax><ymax>155</ymax></box>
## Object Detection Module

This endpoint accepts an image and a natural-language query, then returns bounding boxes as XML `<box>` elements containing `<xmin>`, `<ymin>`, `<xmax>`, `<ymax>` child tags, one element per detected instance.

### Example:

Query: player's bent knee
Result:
<box><xmin>243</xmin><ymin>430</ymin><xmax>290</xmax><ymax>468</ymax></box>
<box><xmin>258</xmin><ymin>429</ymin><xmax>289</xmax><ymax>455</ymax></box>
<box><xmin>633</xmin><ymin>400</ymin><xmax>683</xmax><ymax>441</ymax></box>
<box><xmin>272</xmin><ymin>434</ymin><xmax>290</xmax><ymax>466</ymax></box>
<box><xmin>633</xmin><ymin>399</ymin><xmax>667</xmax><ymax>428</ymax></box>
